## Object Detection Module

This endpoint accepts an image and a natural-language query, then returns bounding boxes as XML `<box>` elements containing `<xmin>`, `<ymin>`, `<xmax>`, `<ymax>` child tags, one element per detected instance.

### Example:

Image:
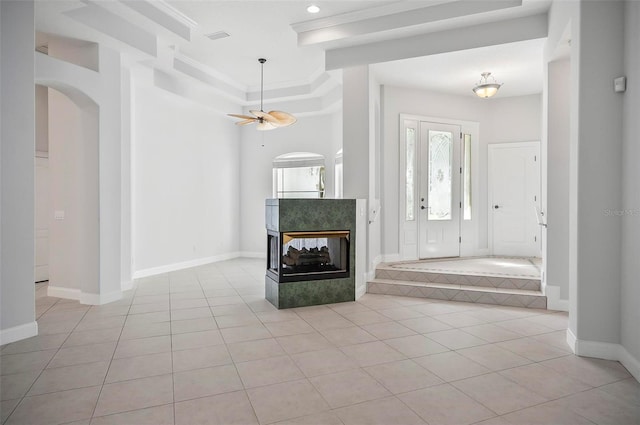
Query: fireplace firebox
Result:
<box><xmin>268</xmin><ymin>230</ymin><xmax>350</xmax><ymax>283</ymax></box>
<box><xmin>265</xmin><ymin>198</ymin><xmax>356</xmax><ymax>309</ymax></box>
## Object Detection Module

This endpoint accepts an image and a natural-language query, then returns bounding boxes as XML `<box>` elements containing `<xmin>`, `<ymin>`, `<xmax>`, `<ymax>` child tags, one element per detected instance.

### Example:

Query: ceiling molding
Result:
<box><xmin>295</xmin><ymin>0</ymin><xmax>523</xmax><ymax>46</ymax></box>
<box><xmin>120</xmin><ymin>0</ymin><xmax>198</xmax><ymax>41</ymax></box>
<box><xmin>291</xmin><ymin>0</ymin><xmax>449</xmax><ymax>34</ymax></box>
<box><xmin>246</xmin><ymin>72</ymin><xmax>332</xmax><ymax>102</ymax></box>
<box><xmin>64</xmin><ymin>1</ymin><xmax>157</xmax><ymax>58</ymax></box>
<box><xmin>326</xmin><ymin>13</ymin><xmax>548</xmax><ymax>70</ymax></box>
<box><xmin>173</xmin><ymin>55</ymin><xmax>247</xmax><ymax>101</ymax></box>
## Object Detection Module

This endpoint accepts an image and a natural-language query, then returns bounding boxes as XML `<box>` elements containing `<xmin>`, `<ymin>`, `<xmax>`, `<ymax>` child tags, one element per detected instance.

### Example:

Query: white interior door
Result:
<box><xmin>419</xmin><ymin>122</ymin><xmax>461</xmax><ymax>258</ymax></box>
<box><xmin>35</xmin><ymin>156</ymin><xmax>50</xmax><ymax>282</ymax></box>
<box><xmin>489</xmin><ymin>142</ymin><xmax>541</xmax><ymax>257</ymax></box>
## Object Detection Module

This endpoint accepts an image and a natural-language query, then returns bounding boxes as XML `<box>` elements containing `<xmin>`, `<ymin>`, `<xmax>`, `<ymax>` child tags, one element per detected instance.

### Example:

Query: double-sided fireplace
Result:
<box><xmin>267</xmin><ymin>230</ymin><xmax>350</xmax><ymax>283</ymax></box>
<box><xmin>265</xmin><ymin>198</ymin><xmax>356</xmax><ymax>309</ymax></box>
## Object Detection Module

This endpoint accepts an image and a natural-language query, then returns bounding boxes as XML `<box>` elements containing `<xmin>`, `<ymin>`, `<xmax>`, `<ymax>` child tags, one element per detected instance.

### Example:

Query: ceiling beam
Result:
<box><xmin>120</xmin><ymin>0</ymin><xmax>197</xmax><ymax>42</ymax></box>
<box><xmin>295</xmin><ymin>0</ymin><xmax>522</xmax><ymax>46</ymax></box>
<box><xmin>325</xmin><ymin>13</ymin><xmax>548</xmax><ymax>70</ymax></box>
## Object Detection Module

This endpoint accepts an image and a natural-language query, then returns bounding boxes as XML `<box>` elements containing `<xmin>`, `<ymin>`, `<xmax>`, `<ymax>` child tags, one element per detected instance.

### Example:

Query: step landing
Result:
<box><xmin>368</xmin><ymin>265</ymin><xmax>546</xmax><ymax>309</ymax></box>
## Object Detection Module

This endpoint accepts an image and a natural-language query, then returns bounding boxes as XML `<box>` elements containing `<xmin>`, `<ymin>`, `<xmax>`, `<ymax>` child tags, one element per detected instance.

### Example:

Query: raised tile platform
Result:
<box><xmin>368</xmin><ymin>258</ymin><xmax>546</xmax><ymax>309</ymax></box>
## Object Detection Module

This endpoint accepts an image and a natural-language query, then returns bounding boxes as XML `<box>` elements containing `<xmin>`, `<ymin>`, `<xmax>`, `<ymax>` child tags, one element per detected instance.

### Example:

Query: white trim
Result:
<box><xmin>0</xmin><ymin>321</ymin><xmax>38</xmax><ymax>345</ymax></box>
<box><xmin>382</xmin><ymin>253</ymin><xmax>402</xmax><ymax>263</ymax></box>
<box><xmin>566</xmin><ymin>330</ymin><xmax>640</xmax><ymax>383</ymax></box>
<box><xmin>149</xmin><ymin>0</ymin><xmax>198</xmax><ymax>29</ymax></box>
<box><xmin>133</xmin><ymin>252</ymin><xmax>243</xmax><ymax>279</ymax></box>
<box><xmin>566</xmin><ymin>328</ymin><xmax>577</xmax><ymax>353</ymax></box>
<box><xmin>46</xmin><ymin>286</ymin><xmax>122</xmax><ymax>305</ymax></box>
<box><xmin>356</xmin><ymin>282</ymin><xmax>367</xmax><ymax>299</ymax></box>
<box><xmin>35</xmin><ymin>150</ymin><xmax>49</xmax><ymax>158</ymax></box>
<box><xmin>47</xmin><ymin>285</ymin><xmax>81</xmax><ymax>301</ymax></box>
<box><xmin>545</xmin><ymin>285</ymin><xmax>569</xmax><ymax>312</ymax></box>
<box><xmin>239</xmin><ymin>251</ymin><xmax>267</xmax><ymax>259</ymax></box>
<box><xmin>80</xmin><ymin>290</ymin><xmax>122</xmax><ymax>305</ymax></box>
<box><xmin>618</xmin><ymin>346</ymin><xmax>640</xmax><ymax>383</ymax></box>
<box><xmin>121</xmin><ymin>280</ymin><xmax>134</xmax><ymax>292</ymax></box>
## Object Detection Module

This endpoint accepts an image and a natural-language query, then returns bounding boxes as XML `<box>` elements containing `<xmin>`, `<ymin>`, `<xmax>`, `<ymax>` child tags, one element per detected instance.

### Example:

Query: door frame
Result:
<box><xmin>398</xmin><ymin>114</ymin><xmax>480</xmax><ymax>261</ymax></box>
<box><xmin>487</xmin><ymin>141</ymin><xmax>541</xmax><ymax>256</ymax></box>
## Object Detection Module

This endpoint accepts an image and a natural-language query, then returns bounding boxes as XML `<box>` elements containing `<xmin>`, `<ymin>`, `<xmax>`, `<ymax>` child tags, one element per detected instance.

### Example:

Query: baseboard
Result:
<box><xmin>545</xmin><ymin>286</ymin><xmax>569</xmax><ymax>312</ymax></box>
<box><xmin>133</xmin><ymin>252</ymin><xmax>242</xmax><ymax>279</ymax></box>
<box><xmin>382</xmin><ymin>253</ymin><xmax>401</xmax><ymax>263</ymax></box>
<box><xmin>356</xmin><ymin>283</ymin><xmax>367</xmax><ymax>299</ymax></box>
<box><xmin>566</xmin><ymin>328</ymin><xmax>577</xmax><ymax>353</ymax></box>
<box><xmin>618</xmin><ymin>346</ymin><xmax>640</xmax><ymax>382</ymax></box>
<box><xmin>0</xmin><ymin>321</ymin><xmax>38</xmax><ymax>345</ymax></box>
<box><xmin>239</xmin><ymin>251</ymin><xmax>267</xmax><ymax>259</ymax></box>
<box><xmin>121</xmin><ymin>280</ymin><xmax>134</xmax><ymax>292</ymax></box>
<box><xmin>48</xmin><ymin>286</ymin><xmax>123</xmax><ymax>305</ymax></box>
<box><xmin>47</xmin><ymin>285</ymin><xmax>81</xmax><ymax>301</ymax></box>
<box><xmin>80</xmin><ymin>290</ymin><xmax>122</xmax><ymax>305</ymax></box>
<box><xmin>567</xmin><ymin>329</ymin><xmax>640</xmax><ymax>382</ymax></box>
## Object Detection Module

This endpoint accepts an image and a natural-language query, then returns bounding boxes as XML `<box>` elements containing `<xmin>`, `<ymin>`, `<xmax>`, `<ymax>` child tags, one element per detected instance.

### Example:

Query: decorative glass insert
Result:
<box><xmin>427</xmin><ymin>130</ymin><xmax>453</xmax><ymax>221</ymax></box>
<box><xmin>463</xmin><ymin>134</ymin><xmax>472</xmax><ymax>220</ymax></box>
<box><xmin>405</xmin><ymin>127</ymin><xmax>416</xmax><ymax>221</ymax></box>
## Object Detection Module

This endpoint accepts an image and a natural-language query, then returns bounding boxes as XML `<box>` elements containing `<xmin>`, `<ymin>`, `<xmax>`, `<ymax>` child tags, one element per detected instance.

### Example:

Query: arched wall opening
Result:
<box><xmin>36</xmin><ymin>82</ymin><xmax>100</xmax><ymax>302</ymax></box>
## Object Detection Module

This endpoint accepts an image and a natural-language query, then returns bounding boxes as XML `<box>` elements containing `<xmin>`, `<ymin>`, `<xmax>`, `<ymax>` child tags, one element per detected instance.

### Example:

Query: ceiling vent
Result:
<box><xmin>205</xmin><ymin>31</ymin><xmax>230</xmax><ymax>41</ymax></box>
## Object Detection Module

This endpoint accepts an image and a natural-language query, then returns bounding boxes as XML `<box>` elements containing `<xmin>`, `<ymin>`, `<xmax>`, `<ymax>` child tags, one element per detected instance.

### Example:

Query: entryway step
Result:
<box><xmin>376</xmin><ymin>264</ymin><xmax>541</xmax><ymax>292</ymax></box>
<box><xmin>367</xmin><ymin>278</ymin><xmax>547</xmax><ymax>309</ymax></box>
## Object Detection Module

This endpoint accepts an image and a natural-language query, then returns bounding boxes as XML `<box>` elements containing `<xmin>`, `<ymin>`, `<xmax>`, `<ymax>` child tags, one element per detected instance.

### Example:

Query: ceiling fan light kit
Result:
<box><xmin>228</xmin><ymin>58</ymin><xmax>297</xmax><ymax>131</ymax></box>
<box><xmin>472</xmin><ymin>72</ymin><xmax>503</xmax><ymax>98</ymax></box>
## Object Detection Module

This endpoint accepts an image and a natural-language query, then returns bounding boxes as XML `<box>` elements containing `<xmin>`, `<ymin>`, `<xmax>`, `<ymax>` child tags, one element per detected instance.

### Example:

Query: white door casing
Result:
<box><xmin>419</xmin><ymin>122</ymin><xmax>461</xmax><ymax>258</ymax></box>
<box><xmin>489</xmin><ymin>142</ymin><xmax>541</xmax><ymax>257</ymax></box>
<box><xmin>35</xmin><ymin>155</ymin><xmax>49</xmax><ymax>282</ymax></box>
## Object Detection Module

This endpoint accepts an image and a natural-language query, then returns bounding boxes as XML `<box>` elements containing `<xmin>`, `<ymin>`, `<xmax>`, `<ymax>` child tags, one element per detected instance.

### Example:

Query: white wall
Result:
<box><xmin>48</xmin><ymin>89</ymin><xmax>100</xmax><ymax>298</ymax></box>
<box><xmin>573</xmin><ymin>0</ymin><xmax>624</xmax><ymax>346</ymax></box>
<box><xmin>546</xmin><ymin>59</ymin><xmax>571</xmax><ymax>302</ymax></box>
<box><xmin>36</xmin><ymin>85</ymin><xmax>49</xmax><ymax>153</ymax></box>
<box><xmin>0</xmin><ymin>0</ymin><xmax>37</xmax><ymax>344</ymax></box>
<box><xmin>381</xmin><ymin>85</ymin><xmax>541</xmax><ymax>258</ymax></box>
<box><xmin>621</xmin><ymin>0</ymin><xmax>640</xmax><ymax>373</ymax></box>
<box><xmin>239</xmin><ymin>112</ymin><xmax>341</xmax><ymax>255</ymax></box>
<box><xmin>132</xmin><ymin>74</ymin><xmax>241</xmax><ymax>274</ymax></box>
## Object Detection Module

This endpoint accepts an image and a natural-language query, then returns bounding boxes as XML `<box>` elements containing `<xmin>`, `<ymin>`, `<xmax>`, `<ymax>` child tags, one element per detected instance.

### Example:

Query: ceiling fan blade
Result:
<box><xmin>236</xmin><ymin>119</ymin><xmax>256</xmax><ymax>126</ymax></box>
<box><xmin>267</xmin><ymin>111</ymin><xmax>297</xmax><ymax>127</ymax></box>
<box><xmin>228</xmin><ymin>113</ymin><xmax>256</xmax><ymax>120</ymax></box>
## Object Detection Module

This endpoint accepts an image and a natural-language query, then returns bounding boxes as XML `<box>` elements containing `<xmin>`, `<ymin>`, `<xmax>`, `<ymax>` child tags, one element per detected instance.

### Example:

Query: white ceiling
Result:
<box><xmin>371</xmin><ymin>38</ymin><xmax>545</xmax><ymax>98</ymax></box>
<box><xmin>34</xmin><ymin>0</ymin><xmax>551</xmax><ymax>99</ymax></box>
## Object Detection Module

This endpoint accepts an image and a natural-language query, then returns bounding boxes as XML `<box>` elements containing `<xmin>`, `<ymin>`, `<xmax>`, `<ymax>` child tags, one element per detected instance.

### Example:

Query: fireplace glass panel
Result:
<box><xmin>268</xmin><ymin>231</ymin><xmax>349</xmax><ymax>281</ymax></box>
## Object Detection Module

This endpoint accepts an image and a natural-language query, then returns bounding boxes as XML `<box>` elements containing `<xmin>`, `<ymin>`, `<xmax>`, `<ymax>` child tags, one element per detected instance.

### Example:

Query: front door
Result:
<box><xmin>489</xmin><ymin>142</ymin><xmax>541</xmax><ymax>257</ymax></box>
<box><xmin>419</xmin><ymin>122</ymin><xmax>461</xmax><ymax>258</ymax></box>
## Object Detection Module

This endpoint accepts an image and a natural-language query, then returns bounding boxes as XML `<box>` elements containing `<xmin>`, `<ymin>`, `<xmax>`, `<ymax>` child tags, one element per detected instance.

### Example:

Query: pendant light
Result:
<box><xmin>472</xmin><ymin>72</ymin><xmax>502</xmax><ymax>98</ymax></box>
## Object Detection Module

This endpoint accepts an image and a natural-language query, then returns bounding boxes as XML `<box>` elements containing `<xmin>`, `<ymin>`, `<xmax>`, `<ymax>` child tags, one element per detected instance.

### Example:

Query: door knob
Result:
<box><xmin>494</xmin><ymin>205</ymin><xmax>500</xmax><ymax>209</ymax></box>
<box><xmin>421</xmin><ymin>206</ymin><xmax>426</xmax><ymax>210</ymax></box>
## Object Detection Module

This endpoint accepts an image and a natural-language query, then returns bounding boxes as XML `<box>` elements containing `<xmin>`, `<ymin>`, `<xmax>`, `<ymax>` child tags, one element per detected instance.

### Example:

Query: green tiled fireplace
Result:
<box><xmin>265</xmin><ymin>199</ymin><xmax>356</xmax><ymax>309</ymax></box>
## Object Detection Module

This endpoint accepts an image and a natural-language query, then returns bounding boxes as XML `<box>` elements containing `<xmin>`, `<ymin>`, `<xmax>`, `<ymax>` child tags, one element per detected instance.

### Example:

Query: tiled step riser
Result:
<box><xmin>375</xmin><ymin>269</ymin><xmax>541</xmax><ymax>291</ymax></box>
<box><xmin>367</xmin><ymin>281</ymin><xmax>547</xmax><ymax>309</ymax></box>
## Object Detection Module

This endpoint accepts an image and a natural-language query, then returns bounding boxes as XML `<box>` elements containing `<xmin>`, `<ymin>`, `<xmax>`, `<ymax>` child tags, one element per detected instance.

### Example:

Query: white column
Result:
<box><xmin>0</xmin><ymin>0</ymin><xmax>37</xmax><ymax>344</ymax></box>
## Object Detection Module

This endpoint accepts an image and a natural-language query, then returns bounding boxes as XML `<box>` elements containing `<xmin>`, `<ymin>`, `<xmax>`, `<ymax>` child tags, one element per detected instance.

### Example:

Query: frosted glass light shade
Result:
<box><xmin>472</xmin><ymin>72</ymin><xmax>502</xmax><ymax>98</ymax></box>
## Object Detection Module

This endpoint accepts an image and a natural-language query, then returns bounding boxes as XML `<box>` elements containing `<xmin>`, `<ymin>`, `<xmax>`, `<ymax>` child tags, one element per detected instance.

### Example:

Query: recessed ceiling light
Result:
<box><xmin>307</xmin><ymin>5</ymin><xmax>320</xmax><ymax>14</ymax></box>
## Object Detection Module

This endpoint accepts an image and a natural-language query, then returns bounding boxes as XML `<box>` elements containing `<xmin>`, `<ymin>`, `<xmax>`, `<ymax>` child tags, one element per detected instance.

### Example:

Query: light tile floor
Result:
<box><xmin>1</xmin><ymin>258</ymin><xmax>638</xmax><ymax>425</ymax></box>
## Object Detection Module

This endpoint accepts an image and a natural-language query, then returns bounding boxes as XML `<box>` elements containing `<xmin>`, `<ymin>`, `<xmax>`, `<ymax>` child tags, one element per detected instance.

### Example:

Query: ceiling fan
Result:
<box><xmin>228</xmin><ymin>58</ymin><xmax>297</xmax><ymax>131</ymax></box>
